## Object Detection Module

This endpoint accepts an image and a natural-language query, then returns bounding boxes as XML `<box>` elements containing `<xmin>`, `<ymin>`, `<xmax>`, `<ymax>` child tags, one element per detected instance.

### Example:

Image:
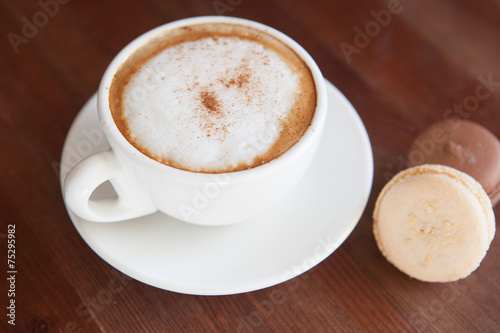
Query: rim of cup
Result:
<box><xmin>97</xmin><ymin>16</ymin><xmax>327</xmax><ymax>180</ymax></box>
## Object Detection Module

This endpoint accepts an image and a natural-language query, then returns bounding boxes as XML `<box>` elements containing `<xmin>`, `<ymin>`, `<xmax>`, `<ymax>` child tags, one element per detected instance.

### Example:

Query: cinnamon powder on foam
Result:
<box><xmin>110</xmin><ymin>23</ymin><xmax>316</xmax><ymax>173</ymax></box>
<box><xmin>197</xmin><ymin>65</ymin><xmax>252</xmax><ymax>140</ymax></box>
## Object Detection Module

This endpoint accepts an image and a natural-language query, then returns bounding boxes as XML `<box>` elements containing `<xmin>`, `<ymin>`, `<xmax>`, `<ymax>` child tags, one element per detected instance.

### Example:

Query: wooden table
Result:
<box><xmin>1</xmin><ymin>0</ymin><xmax>499</xmax><ymax>332</ymax></box>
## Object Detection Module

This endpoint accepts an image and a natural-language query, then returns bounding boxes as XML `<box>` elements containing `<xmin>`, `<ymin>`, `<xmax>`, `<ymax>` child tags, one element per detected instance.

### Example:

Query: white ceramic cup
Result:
<box><xmin>63</xmin><ymin>16</ymin><xmax>327</xmax><ymax>226</ymax></box>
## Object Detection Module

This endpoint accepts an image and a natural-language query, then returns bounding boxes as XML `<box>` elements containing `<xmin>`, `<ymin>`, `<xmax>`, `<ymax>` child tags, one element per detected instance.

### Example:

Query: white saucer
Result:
<box><xmin>60</xmin><ymin>80</ymin><xmax>373</xmax><ymax>295</ymax></box>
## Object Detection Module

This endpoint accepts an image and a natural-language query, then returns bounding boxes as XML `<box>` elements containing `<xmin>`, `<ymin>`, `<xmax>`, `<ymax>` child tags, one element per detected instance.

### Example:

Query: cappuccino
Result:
<box><xmin>110</xmin><ymin>23</ymin><xmax>316</xmax><ymax>173</ymax></box>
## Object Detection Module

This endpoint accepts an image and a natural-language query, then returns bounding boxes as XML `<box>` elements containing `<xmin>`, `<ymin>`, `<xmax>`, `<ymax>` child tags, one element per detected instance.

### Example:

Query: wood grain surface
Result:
<box><xmin>1</xmin><ymin>0</ymin><xmax>499</xmax><ymax>332</ymax></box>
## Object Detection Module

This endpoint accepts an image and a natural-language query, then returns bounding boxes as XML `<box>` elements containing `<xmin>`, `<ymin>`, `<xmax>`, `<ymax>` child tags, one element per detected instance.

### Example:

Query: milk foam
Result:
<box><xmin>122</xmin><ymin>36</ymin><xmax>301</xmax><ymax>172</ymax></box>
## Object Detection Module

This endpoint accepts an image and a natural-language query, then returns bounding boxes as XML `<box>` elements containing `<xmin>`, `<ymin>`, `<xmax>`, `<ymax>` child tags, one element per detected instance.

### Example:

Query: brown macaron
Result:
<box><xmin>408</xmin><ymin>120</ymin><xmax>500</xmax><ymax>206</ymax></box>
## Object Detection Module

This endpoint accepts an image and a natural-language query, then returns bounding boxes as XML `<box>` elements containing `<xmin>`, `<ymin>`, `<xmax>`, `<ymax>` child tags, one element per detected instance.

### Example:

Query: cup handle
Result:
<box><xmin>63</xmin><ymin>150</ymin><xmax>157</xmax><ymax>222</ymax></box>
